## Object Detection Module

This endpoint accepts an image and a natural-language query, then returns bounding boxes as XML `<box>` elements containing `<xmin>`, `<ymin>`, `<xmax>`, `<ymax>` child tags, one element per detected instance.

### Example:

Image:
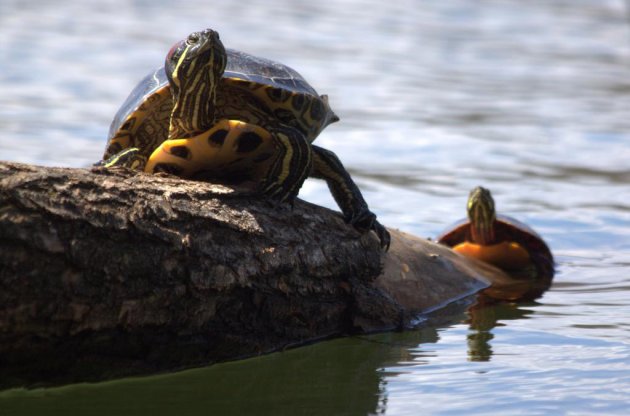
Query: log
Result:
<box><xmin>0</xmin><ymin>161</ymin><xmax>508</xmax><ymax>388</ymax></box>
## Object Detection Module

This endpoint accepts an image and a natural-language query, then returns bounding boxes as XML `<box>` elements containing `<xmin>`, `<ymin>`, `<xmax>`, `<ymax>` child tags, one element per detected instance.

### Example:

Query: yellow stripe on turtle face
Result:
<box><xmin>168</xmin><ymin>45</ymin><xmax>189</xmax><ymax>138</ymax></box>
<box><xmin>170</xmin><ymin>45</ymin><xmax>189</xmax><ymax>89</ymax></box>
<box><xmin>169</xmin><ymin>43</ymin><xmax>220</xmax><ymax>138</ymax></box>
<box><xmin>453</xmin><ymin>241</ymin><xmax>532</xmax><ymax>271</ymax></box>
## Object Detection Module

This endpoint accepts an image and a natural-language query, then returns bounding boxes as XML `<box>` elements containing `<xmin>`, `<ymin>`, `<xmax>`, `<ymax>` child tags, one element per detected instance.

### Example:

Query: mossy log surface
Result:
<box><xmin>0</xmin><ymin>161</ymin><xmax>508</xmax><ymax>388</ymax></box>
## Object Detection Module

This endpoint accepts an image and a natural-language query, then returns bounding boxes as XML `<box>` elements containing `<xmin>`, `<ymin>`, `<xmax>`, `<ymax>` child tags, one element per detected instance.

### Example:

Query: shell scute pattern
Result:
<box><xmin>100</xmin><ymin>30</ymin><xmax>390</xmax><ymax>249</ymax></box>
<box><xmin>291</xmin><ymin>94</ymin><xmax>306</xmax><ymax>111</ymax></box>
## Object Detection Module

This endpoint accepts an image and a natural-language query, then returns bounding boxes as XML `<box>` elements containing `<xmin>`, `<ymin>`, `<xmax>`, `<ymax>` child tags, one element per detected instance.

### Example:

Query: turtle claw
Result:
<box><xmin>372</xmin><ymin>221</ymin><xmax>391</xmax><ymax>251</ymax></box>
<box><xmin>347</xmin><ymin>210</ymin><xmax>391</xmax><ymax>250</ymax></box>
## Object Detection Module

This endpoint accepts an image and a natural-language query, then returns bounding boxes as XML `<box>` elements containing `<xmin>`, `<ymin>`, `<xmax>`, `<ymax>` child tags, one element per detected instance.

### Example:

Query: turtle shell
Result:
<box><xmin>105</xmin><ymin>48</ymin><xmax>337</xmax><ymax>160</ymax></box>
<box><xmin>437</xmin><ymin>214</ymin><xmax>554</xmax><ymax>277</ymax></box>
<box><xmin>107</xmin><ymin>67</ymin><xmax>168</xmax><ymax>141</ymax></box>
<box><xmin>223</xmin><ymin>49</ymin><xmax>319</xmax><ymax>97</ymax></box>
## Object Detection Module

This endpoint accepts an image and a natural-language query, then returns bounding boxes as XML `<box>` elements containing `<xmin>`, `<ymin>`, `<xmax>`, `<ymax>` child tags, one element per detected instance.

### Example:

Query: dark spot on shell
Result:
<box><xmin>208</xmin><ymin>129</ymin><xmax>228</xmax><ymax>146</ymax></box>
<box><xmin>170</xmin><ymin>145</ymin><xmax>190</xmax><ymax>159</ymax></box>
<box><xmin>236</xmin><ymin>132</ymin><xmax>263</xmax><ymax>153</ymax></box>
<box><xmin>274</xmin><ymin>108</ymin><xmax>295</xmax><ymax>124</ymax></box>
<box><xmin>266</xmin><ymin>87</ymin><xmax>287</xmax><ymax>103</ymax></box>
<box><xmin>309</xmin><ymin>100</ymin><xmax>325</xmax><ymax>122</ymax></box>
<box><xmin>121</xmin><ymin>119</ymin><xmax>134</xmax><ymax>131</ymax></box>
<box><xmin>153</xmin><ymin>163</ymin><xmax>184</xmax><ymax>175</ymax></box>
<box><xmin>291</xmin><ymin>94</ymin><xmax>305</xmax><ymax>111</ymax></box>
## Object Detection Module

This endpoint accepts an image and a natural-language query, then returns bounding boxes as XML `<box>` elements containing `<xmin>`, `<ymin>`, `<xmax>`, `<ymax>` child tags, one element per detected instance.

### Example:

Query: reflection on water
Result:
<box><xmin>465</xmin><ymin>301</ymin><xmax>535</xmax><ymax>362</ymax></box>
<box><xmin>1</xmin><ymin>0</ymin><xmax>630</xmax><ymax>414</ymax></box>
<box><xmin>2</xmin><ymin>298</ymin><xmax>628</xmax><ymax>415</ymax></box>
<box><xmin>0</xmin><ymin>303</ymin><xmax>466</xmax><ymax>415</ymax></box>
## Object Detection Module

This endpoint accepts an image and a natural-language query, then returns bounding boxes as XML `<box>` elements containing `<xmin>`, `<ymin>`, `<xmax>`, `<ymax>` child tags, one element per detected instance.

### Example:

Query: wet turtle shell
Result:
<box><xmin>437</xmin><ymin>213</ymin><xmax>554</xmax><ymax>277</ymax></box>
<box><xmin>104</xmin><ymin>48</ymin><xmax>337</xmax><ymax>160</ymax></box>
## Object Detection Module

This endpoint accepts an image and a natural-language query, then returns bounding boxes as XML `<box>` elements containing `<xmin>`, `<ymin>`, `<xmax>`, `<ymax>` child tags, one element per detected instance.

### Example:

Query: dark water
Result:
<box><xmin>1</xmin><ymin>0</ymin><xmax>629</xmax><ymax>414</ymax></box>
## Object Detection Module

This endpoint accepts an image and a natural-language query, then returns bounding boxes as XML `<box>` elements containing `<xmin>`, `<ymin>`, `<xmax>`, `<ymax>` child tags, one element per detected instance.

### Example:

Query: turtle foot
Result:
<box><xmin>97</xmin><ymin>148</ymin><xmax>147</xmax><ymax>171</ymax></box>
<box><xmin>348</xmin><ymin>210</ymin><xmax>391</xmax><ymax>251</ymax></box>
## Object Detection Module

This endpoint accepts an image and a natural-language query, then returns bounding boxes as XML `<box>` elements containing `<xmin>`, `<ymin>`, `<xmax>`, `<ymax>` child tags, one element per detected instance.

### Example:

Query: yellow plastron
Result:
<box><xmin>453</xmin><ymin>241</ymin><xmax>532</xmax><ymax>271</ymax></box>
<box><xmin>145</xmin><ymin>120</ymin><xmax>273</xmax><ymax>177</ymax></box>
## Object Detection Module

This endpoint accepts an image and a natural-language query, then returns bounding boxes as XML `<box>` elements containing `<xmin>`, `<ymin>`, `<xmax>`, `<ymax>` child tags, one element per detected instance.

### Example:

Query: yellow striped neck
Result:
<box><xmin>166</xmin><ymin>30</ymin><xmax>226</xmax><ymax>139</ymax></box>
<box><xmin>467</xmin><ymin>186</ymin><xmax>496</xmax><ymax>245</ymax></box>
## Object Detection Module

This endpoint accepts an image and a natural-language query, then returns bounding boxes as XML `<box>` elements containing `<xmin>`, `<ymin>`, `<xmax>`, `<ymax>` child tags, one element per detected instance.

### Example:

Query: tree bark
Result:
<box><xmin>0</xmin><ymin>161</ymin><xmax>506</xmax><ymax>388</ymax></box>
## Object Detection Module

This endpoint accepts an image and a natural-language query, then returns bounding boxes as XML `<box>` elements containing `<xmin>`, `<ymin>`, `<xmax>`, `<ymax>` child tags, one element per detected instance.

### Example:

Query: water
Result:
<box><xmin>1</xmin><ymin>0</ymin><xmax>629</xmax><ymax>414</ymax></box>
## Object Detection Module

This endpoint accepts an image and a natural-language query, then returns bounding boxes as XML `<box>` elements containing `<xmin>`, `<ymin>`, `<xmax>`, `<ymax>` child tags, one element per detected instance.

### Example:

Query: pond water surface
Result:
<box><xmin>1</xmin><ymin>0</ymin><xmax>629</xmax><ymax>414</ymax></box>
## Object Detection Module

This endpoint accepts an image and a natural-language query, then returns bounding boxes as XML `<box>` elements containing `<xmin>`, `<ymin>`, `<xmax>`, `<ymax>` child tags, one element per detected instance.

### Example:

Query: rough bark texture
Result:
<box><xmin>0</xmin><ymin>161</ymin><xmax>503</xmax><ymax>388</ymax></box>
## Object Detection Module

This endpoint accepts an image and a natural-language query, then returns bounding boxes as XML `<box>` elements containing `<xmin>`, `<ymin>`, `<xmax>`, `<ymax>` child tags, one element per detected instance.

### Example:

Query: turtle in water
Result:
<box><xmin>100</xmin><ymin>28</ymin><xmax>389</xmax><ymax>249</ymax></box>
<box><xmin>437</xmin><ymin>186</ymin><xmax>554</xmax><ymax>278</ymax></box>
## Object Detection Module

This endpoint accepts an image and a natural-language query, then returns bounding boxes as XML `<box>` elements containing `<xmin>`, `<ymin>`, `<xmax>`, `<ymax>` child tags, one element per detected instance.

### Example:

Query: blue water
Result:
<box><xmin>1</xmin><ymin>0</ymin><xmax>629</xmax><ymax>414</ymax></box>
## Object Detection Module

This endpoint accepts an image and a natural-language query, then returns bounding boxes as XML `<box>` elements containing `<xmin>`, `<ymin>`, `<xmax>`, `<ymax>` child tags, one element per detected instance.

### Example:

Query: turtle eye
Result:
<box><xmin>187</xmin><ymin>32</ymin><xmax>200</xmax><ymax>45</ymax></box>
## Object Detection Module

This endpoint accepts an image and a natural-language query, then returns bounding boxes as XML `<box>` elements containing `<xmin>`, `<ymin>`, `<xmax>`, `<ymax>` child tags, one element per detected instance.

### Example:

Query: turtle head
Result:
<box><xmin>467</xmin><ymin>186</ymin><xmax>496</xmax><ymax>245</ymax></box>
<box><xmin>165</xmin><ymin>29</ymin><xmax>227</xmax><ymax>138</ymax></box>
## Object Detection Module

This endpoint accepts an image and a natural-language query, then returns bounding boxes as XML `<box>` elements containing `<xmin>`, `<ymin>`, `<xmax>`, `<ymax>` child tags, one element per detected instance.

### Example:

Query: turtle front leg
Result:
<box><xmin>96</xmin><ymin>147</ymin><xmax>148</xmax><ymax>170</ymax></box>
<box><xmin>260</xmin><ymin>126</ymin><xmax>313</xmax><ymax>204</ymax></box>
<box><xmin>311</xmin><ymin>145</ymin><xmax>390</xmax><ymax>250</ymax></box>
